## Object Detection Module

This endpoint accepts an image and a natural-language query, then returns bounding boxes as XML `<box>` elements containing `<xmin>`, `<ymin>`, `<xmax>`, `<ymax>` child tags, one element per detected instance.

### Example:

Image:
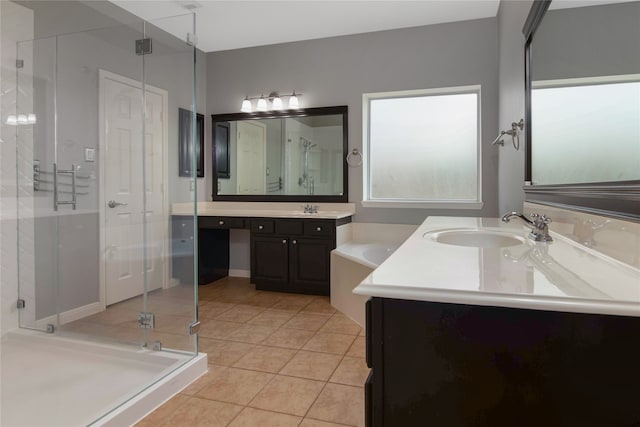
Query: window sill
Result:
<box><xmin>361</xmin><ymin>200</ymin><xmax>484</xmax><ymax>210</ymax></box>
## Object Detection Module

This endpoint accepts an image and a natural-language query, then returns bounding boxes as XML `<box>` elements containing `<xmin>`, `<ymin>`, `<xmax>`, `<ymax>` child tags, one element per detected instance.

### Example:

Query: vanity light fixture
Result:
<box><xmin>271</xmin><ymin>94</ymin><xmax>283</xmax><ymax>110</ymax></box>
<box><xmin>238</xmin><ymin>90</ymin><xmax>302</xmax><ymax>112</ymax></box>
<box><xmin>6</xmin><ymin>113</ymin><xmax>36</xmax><ymax>125</ymax></box>
<box><xmin>240</xmin><ymin>97</ymin><xmax>252</xmax><ymax>113</ymax></box>
<box><xmin>288</xmin><ymin>91</ymin><xmax>299</xmax><ymax>109</ymax></box>
<box><xmin>256</xmin><ymin>94</ymin><xmax>268</xmax><ymax>112</ymax></box>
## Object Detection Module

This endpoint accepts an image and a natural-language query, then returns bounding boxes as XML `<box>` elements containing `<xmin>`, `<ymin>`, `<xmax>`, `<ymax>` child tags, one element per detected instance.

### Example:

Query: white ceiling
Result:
<box><xmin>111</xmin><ymin>1</ymin><xmax>501</xmax><ymax>53</ymax></box>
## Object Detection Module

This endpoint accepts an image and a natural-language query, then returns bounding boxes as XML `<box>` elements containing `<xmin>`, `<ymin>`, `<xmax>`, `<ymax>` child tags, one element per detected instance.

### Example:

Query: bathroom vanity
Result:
<box><xmin>172</xmin><ymin>202</ymin><xmax>353</xmax><ymax>295</ymax></box>
<box><xmin>354</xmin><ymin>216</ymin><xmax>640</xmax><ymax>427</ymax></box>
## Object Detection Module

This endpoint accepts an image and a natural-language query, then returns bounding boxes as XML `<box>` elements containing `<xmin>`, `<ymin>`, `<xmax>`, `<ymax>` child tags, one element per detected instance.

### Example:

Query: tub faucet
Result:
<box><xmin>501</xmin><ymin>211</ymin><xmax>553</xmax><ymax>242</ymax></box>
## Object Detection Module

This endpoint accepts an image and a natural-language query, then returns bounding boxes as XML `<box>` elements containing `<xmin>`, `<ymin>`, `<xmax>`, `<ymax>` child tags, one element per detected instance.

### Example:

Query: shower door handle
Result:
<box><xmin>108</xmin><ymin>200</ymin><xmax>128</xmax><ymax>208</ymax></box>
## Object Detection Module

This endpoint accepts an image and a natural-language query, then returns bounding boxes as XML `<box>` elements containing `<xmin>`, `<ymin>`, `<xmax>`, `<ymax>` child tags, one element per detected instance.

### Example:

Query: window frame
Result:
<box><xmin>362</xmin><ymin>85</ymin><xmax>483</xmax><ymax>209</ymax></box>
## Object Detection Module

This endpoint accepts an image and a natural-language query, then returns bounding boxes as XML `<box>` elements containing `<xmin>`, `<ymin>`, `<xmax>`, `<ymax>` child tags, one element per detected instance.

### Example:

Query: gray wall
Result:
<box><xmin>207</xmin><ymin>18</ymin><xmax>500</xmax><ymax>224</ymax></box>
<box><xmin>497</xmin><ymin>0</ymin><xmax>532</xmax><ymax>214</ymax></box>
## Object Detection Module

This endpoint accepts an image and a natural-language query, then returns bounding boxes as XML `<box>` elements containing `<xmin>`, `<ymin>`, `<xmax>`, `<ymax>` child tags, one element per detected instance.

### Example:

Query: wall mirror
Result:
<box><xmin>523</xmin><ymin>0</ymin><xmax>640</xmax><ymax>221</ymax></box>
<box><xmin>212</xmin><ymin>106</ymin><xmax>348</xmax><ymax>202</ymax></box>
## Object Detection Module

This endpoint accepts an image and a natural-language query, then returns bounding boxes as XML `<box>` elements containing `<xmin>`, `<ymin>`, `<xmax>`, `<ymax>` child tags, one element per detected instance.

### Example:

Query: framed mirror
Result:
<box><xmin>523</xmin><ymin>0</ymin><xmax>640</xmax><ymax>221</ymax></box>
<box><xmin>211</xmin><ymin>106</ymin><xmax>348</xmax><ymax>202</ymax></box>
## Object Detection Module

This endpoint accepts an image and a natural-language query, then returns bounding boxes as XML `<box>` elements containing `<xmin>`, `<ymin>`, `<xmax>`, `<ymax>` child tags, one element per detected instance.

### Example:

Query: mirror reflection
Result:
<box><xmin>213</xmin><ymin>108</ymin><xmax>346</xmax><ymax>199</ymax></box>
<box><xmin>530</xmin><ymin>0</ymin><xmax>640</xmax><ymax>185</ymax></box>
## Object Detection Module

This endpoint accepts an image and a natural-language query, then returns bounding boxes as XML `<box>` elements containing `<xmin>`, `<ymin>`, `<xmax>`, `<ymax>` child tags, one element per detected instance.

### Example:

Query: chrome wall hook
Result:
<box><xmin>492</xmin><ymin>118</ymin><xmax>524</xmax><ymax>150</ymax></box>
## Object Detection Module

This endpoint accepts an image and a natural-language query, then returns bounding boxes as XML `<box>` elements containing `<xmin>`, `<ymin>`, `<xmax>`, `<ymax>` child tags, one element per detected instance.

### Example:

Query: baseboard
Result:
<box><xmin>228</xmin><ymin>269</ymin><xmax>250</xmax><ymax>278</ymax></box>
<box><xmin>35</xmin><ymin>301</ymin><xmax>104</xmax><ymax>329</ymax></box>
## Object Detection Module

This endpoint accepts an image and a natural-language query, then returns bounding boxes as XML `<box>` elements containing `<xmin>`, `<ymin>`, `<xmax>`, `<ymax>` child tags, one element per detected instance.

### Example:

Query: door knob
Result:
<box><xmin>108</xmin><ymin>200</ymin><xmax>128</xmax><ymax>208</ymax></box>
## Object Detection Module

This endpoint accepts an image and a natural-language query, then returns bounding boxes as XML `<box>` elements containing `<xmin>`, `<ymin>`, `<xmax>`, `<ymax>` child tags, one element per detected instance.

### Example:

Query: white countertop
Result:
<box><xmin>172</xmin><ymin>202</ymin><xmax>355</xmax><ymax>219</ymax></box>
<box><xmin>353</xmin><ymin>216</ymin><xmax>640</xmax><ymax>317</ymax></box>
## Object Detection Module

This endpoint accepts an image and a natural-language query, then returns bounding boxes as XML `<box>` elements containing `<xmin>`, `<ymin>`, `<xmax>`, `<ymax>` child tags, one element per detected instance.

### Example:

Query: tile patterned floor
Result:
<box><xmin>136</xmin><ymin>277</ymin><xmax>368</xmax><ymax>427</ymax></box>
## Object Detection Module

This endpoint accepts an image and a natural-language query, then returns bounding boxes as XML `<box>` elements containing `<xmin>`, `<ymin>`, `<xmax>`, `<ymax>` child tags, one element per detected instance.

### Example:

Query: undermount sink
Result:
<box><xmin>424</xmin><ymin>229</ymin><xmax>526</xmax><ymax>248</ymax></box>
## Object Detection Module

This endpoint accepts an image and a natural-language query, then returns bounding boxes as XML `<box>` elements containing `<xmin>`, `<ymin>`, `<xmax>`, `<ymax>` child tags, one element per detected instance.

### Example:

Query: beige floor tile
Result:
<box><xmin>302</xmin><ymin>333</ymin><xmax>356</xmax><ymax>355</ymax></box>
<box><xmin>226</xmin><ymin>324</ymin><xmax>278</xmax><ymax>344</ymax></box>
<box><xmin>307</xmin><ymin>383</ymin><xmax>365</xmax><ymax>427</ymax></box>
<box><xmin>161</xmin><ymin>396</ymin><xmax>243</xmax><ymax>427</ymax></box>
<box><xmin>232</xmin><ymin>345</ymin><xmax>296</xmax><ymax>373</ymax></box>
<box><xmin>246</xmin><ymin>309</ymin><xmax>296</xmax><ymax>328</ymax></box>
<box><xmin>215</xmin><ymin>304</ymin><xmax>266</xmax><ymax>322</ymax></box>
<box><xmin>279</xmin><ymin>351</ymin><xmax>342</xmax><ymax>381</ymax></box>
<box><xmin>243</xmin><ymin>292</ymin><xmax>284</xmax><ymax>308</ymax></box>
<box><xmin>270</xmin><ymin>295</ymin><xmax>314</xmax><ymax>312</ymax></box>
<box><xmin>134</xmin><ymin>394</ymin><xmax>189</xmax><ymax>426</ymax></box>
<box><xmin>153</xmin><ymin>314</ymin><xmax>195</xmax><ymax>335</ymax></box>
<box><xmin>198</xmin><ymin>319</ymin><xmax>244</xmax><ymax>339</ymax></box>
<box><xmin>300</xmin><ymin>419</ymin><xmax>352</xmax><ymax>427</ymax></box>
<box><xmin>181</xmin><ymin>365</ymin><xmax>228</xmax><ymax>396</ymax></box>
<box><xmin>199</xmin><ymin>301</ymin><xmax>236</xmax><ymax>319</ymax></box>
<box><xmin>301</xmin><ymin>299</ymin><xmax>337</xmax><ymax>315</ymax></box>
<box><xmin>345</xmin><ymin>336</ymin><xmax>366</xmax><ymax>359</ymax></box>
<box><xmin>199</xmin><ymin>338</ymin><xmax>256</xmax><ymax>367</ymax></box>
<box><xmin>282</xmin><ymin>313</ymin><xmax>332</xmax><ymax>331</ymax></box>
<box><xmin>82</xmin><ymin>307</ymin><xmax>139</xmax><ymax>326</ymax></box>
<box><xmin>319</xmin><ymin>314</ymin><xmax>362</xmax><ymax>335</ymax></box>
<box><xmin>329</xmin><ymin>357</ymin><xmax>371</xmax><ymax>387</ymax></box>
<box><xmin>249</xmin><ymin>375</ymin><xmax>325</xmax><ymax>416</ymax></box>
<box><xmin>228</xmin><ymin>407</ymin><xmax>302</xmax><ymax>427</ymax></box>
<box><xmin>196</xmin><ymin>367</ymin><xmax>273</xmax><ymax>405</ymax></box>
<box><xmin>263</xmin><ymin>328</ymin><xmax>315</xmax><ymax>349</ymax></box>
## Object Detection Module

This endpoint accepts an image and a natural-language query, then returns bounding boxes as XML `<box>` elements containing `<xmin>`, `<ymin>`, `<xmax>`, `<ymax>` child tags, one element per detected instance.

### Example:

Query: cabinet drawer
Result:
<box><xmin>251</xmin><ymin>219</ymin><xmax>275</xmax><ymax>233</ymax></box>
<box><xmin>276</xmin><ymin>220</ymin><xmax>303</xmax><ymax>235</ymax></box>
<box><xmin>304</xmin><ymin>221</ymin><xmax>333</xmax><ymax>237</ymax></box>
<box><xmin>199</xmin><ymin>216</ymin><xmax>244</xmax><ymax>229</ymax></box>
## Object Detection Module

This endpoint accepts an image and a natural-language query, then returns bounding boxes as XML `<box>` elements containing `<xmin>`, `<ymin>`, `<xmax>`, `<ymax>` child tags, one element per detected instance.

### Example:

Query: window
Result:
<box><xmin>363</xmin><ymin>86</ymin><xmax>482</xmax><ymax>209</ymax></box>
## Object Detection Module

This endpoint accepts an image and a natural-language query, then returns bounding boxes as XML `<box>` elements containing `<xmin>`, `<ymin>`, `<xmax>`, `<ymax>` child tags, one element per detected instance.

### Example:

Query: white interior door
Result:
<box><xmin>100</xmin><ymin>70</ymin><xmax>167</xmax><ymax>305</ymax></box>
<box><xmin>237</xmin><ymin>121</ymin><xmax>266</xmax><ymax>194</ymax></box>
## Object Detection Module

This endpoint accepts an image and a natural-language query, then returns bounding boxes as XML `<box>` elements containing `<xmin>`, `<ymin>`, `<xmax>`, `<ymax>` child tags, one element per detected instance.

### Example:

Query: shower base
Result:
<box><xmin>1</xmin><ymin>329</ymin><xmax>206</xmax><ymax>427</ymax></box>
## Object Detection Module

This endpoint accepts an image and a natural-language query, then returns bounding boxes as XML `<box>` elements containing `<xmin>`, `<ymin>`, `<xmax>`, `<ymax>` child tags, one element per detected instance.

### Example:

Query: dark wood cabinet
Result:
<box><xmin>365</xmin><ymin>297</ymin><xmax>640</xmax><ymax>427</ymax></box>
<box><xmin>251</xmin><ymin>218</ymin><xmax>346</xmax><ymax>295</ymax></box>
<box><xmin>171</xmin><ymin>216</ymin><xmax>195</xmax><ymax>285</ymax></box>
<box><xmin>251</xmin><ymin>235</ymin><xmax>290</xmax><ymax>284</ymax></box>
<box><xmin>172</xmin><ymin>214</ymin><xmax>350</xmax><ymax>292</ymax></box>
<box><xmin>172</xmin><ymin>215</ymin><xmax>235</xmax><ymax>285</ymax></box>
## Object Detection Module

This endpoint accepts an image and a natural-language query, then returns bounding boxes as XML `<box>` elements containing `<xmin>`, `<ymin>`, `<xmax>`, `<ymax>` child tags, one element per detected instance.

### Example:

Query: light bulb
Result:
<box><xmin>257</xmin><ymin>96</ymin><xmax>267</xmax><ymax>111</ymax></box>
<box><xmin>272</xmin><ymin>96</ymin><xmax>283</xmax><ymax>110</ymax></box>
<box><xmin>17</xmin><ymin>114</ymin><xmax>28</xmax><ymax>124</ymax></box>
<box><xmin>241</xmin><ymin>97</ymin><xmax>252</xmax><ymax>113</ymax></box>
<box><xmin>27</xmin><ymin>113</ymin><xmax>36</xmax><ymax>124</ymax></box>
<box><xmin>288</xmin><ymin>92</ymin><xmax>299</xmax><ymax>109</ymax></box>
<box><xmin>6</xmin><ymin>115</ymin><xmax>17</xmax><ymax>125</ymax></box>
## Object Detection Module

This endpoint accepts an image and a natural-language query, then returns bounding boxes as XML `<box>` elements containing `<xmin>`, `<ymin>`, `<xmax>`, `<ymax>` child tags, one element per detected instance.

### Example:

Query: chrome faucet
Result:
<box><xmin>303</xmin><ymin>203</ymin><xmax>318</xmax><ymax>214</ymax></box>
<box><xmin>501</xmin><ymin>211</ymin><xmax>553</xmax><ymax>242</ymax></box>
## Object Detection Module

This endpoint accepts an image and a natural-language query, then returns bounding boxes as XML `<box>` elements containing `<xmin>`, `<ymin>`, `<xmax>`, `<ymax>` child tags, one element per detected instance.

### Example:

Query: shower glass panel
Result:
<box><xmin>13</xmin><ymin>10</ymin><xmax>198</xmax><ymax>423</ymax></box>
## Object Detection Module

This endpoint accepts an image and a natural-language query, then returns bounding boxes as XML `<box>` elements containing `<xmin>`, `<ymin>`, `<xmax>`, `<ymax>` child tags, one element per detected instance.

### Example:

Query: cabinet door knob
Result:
<box><xmin>219</xmin><ymin>220</ymin><xmax>225</xmax><ymax>225</ymax></box>
<box><xmin>282</xmin><ymin>239</ymin><xmax>287</xmax><ymax>244</ymax></box>
<box><xmin>316</xmin><ymin>227</ymin><xmax>322</xmax><ymax>232</ymax></box>
<box><xmin>259</xmin><ymin>225</ymin><xmax>264</xmax><ymax>230</ymax></box>
<box><xmin>292</xmin><ymin>240</ymin><xmax>297</xmax><ymax>245</ymax></box>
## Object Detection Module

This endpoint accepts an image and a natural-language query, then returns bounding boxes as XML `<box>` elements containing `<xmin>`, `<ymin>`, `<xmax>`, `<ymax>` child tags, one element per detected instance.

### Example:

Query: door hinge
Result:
<box><xmin>138</xmin><ymin>312</ymin><xmax>155</xmax><ymax>329</ymax></box>
<box><xmin>16</xmin><ymin>59</ymin><xmax>24</xmax><ymax>69</ymax></box>
<box><xmin>135</xmin><ymin>38</ymin><xmax>152</xmax><ymax>55</ymax></box>
<box><xmin>144</xmin><ymin>340</ymin><xmax>162</xmax><ymax>351</ymax></box>
<box><xmin>186</xmin><ymin>33</ymin><xmax>198</xmax><ymax>47</ymax></box>
<box><xmin>189</xmin><ymin>320</ymin><xmax>200</xmax><ymax>335</ymax></box>
<box><xmin>17</xmin><ymin>299</ymin><xmax>25</xmax><ymax>309</ymax></box>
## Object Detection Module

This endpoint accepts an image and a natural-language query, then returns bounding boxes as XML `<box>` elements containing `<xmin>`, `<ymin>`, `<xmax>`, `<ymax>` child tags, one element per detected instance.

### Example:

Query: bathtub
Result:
<box><xmin>331</xmin><ymin>223</ymin><xmax>418</xmax><ymax>326</ymax></box>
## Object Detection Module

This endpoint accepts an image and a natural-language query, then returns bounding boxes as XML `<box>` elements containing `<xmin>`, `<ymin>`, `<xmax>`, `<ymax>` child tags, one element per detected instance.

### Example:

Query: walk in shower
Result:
<box><xmin>1</xmin><ymin>3</ymin><xmax>204</xmax><ymax>425</ymax></box>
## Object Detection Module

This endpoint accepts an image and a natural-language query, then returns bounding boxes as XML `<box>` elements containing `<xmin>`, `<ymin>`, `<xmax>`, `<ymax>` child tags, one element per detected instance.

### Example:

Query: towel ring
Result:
<box><xmin>346</xmin><ymin>148</ymin><xmax>362</xmax><ymax>167</ymax></box>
